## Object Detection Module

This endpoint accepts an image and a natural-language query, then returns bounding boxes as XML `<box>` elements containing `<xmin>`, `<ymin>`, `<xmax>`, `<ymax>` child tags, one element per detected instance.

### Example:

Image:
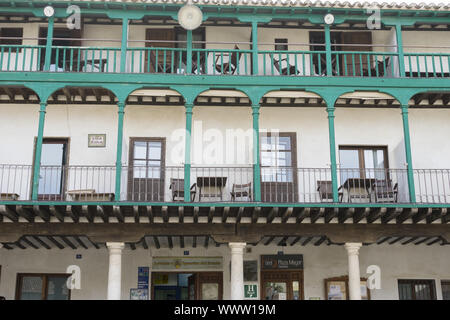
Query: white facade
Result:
<box><xmin>0</xmin><ymin>243</ymin><xmax>449</xmax><ymax>300</ymax></box>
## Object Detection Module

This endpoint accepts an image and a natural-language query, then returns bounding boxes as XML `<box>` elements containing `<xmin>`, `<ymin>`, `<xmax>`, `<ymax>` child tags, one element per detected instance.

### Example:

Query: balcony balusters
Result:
<box><xmin>1</xmin><ymin>164</ymin><xmax>448</xmax><ymax>204</ymax></box>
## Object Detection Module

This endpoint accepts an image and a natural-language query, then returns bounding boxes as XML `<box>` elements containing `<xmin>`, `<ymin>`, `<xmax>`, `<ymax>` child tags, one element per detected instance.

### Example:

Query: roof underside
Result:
<box><xmin>42</xmin><ymin>0</ymin><xmax>450</xmax><ymax>11</ymax></box>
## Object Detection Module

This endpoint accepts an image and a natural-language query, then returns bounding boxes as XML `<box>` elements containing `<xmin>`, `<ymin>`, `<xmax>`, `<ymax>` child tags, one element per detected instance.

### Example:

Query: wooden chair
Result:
<box><xmin>149</xmin><ymin>50</ymin><xmax>173</xmax><ymax>73</ymax></box>
<box><xmin>169</xmin><ymin>178</ymin><xmax>197</xmax><ymax>202</ymax></box>
<box><xmin>230</xmin><ymin>182</ymin><xmax>252</xmax><ymax>202</ymax></box>
<box><xmin>371</xmin><ymin>179</ymin><xmax>398</xmax><ymax>203</ymax></box>
<box><xmin>317</xmin><ymin>181</ymin><xmax>343</xmax><ymax>202</ymax></box>
<box><xmin>273</xmin><ymin>58</ymin><xmax>300</xmax><ymax>76</ymax></box>
<box><xmin>215</xmin><ymin>45</ymin><xmax>243</xmax><ymax>75</ymax></box>
<box><xmin>364</xmin><ymin>57</ymin><xmax>390</xmax><ymax>77</ymax></box>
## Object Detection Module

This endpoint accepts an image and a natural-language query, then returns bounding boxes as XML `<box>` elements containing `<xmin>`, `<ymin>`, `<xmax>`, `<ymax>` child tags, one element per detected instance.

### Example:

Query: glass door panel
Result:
<box><xmin>46</xmin><ymin>276</ymin><xmax>70</xmax><ymax>300</ymax></box>
<box><xmin>18</xmin><ymin>276</ymin><xmax>43</xmax><ymax>300</ymax></box>
<box><xmin>264</xmin><ymin>282</ymin><xmax>287</xmax><ymax>300</ymax></box>
<box><xmin>38</xmin><ymin>140</ymin><xmax>67</xmax><ymax>200</ymax></box>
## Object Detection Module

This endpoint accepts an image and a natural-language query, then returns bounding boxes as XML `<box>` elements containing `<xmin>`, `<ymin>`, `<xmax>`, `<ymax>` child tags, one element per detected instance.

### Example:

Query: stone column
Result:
<box><xmin>107</xmin><ymin>242</ymin><xmax>125</xmax><ymax>300</ymax></box>
<box><xmin>229</xmin><ymin>242</ymin><xmax>246</xmax><ymax>300</ymax></box>
<box><xmin>345</xmin><ymin>242</ymin><xmax>362</xmax><ymax>300</ymax></box>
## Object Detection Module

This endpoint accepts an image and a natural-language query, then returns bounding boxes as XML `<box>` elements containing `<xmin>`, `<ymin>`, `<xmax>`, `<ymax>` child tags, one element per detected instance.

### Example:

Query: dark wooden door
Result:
<box><xmin>198</xmin><ymin>272</ymin><xmax>223</xmax><ymax>300</ymax></box>
<box><xmin>260</xmin><ymin>271</ymin><xmax>304</xmax><ymax>300</ymax></box>
<box><xmin>38</xmin><ymin>28</ymin><xmax>81</xmax><ymax>71</ymax></box>
<box><xmin>341</xmin><ymin>32</ymin><xmax>372</xmax><ymax>76</ymax></box>
<box><xmin>128</xmin><ymin>138</ymin><xmax>165</xmax><ymax>202</ymax></box>
<box><xmin>145</xmin><ymin>29</ymin><xmax>175</xmax><ymax>73</ymax></box>
<box><xmin>260</xmin><ymin>133</ymin><xmax>298</xmax><ymax>202</ymax></box>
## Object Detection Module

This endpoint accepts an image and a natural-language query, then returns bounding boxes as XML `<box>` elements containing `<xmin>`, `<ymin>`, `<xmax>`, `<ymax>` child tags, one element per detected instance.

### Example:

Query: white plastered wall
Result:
<box><xmin>0</xmin><ymin>244</ymin><xmax>449</xmax><ymax>300</ymax></box>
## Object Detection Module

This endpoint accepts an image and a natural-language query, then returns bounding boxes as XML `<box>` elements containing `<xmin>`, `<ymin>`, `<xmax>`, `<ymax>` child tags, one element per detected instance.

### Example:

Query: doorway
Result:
<box><xmin>38</xmin><ymin>28</ymin><xmax>81</xmax><ymax>71</ymax></box>
<box><xmin>128</xmin><ymin>138</ymin><xmax>166</xmax><ymax>202</ymax></box>
<box><xmin>309</xmin><ymin>31</ymin><xmax>372</xmax><ymax>76</ymax></box>
<box><xmin>260</xmin><ymin>270</ymin><xmax>304</xmax><ymax>300</ymax></box>
<box><xmin>152</xmin><ymin>272</ymin><xmax>223</xmax><ymax>300</ymax></box>
<box><xmin>34</xmin><ymin>138</ymin><xmax>69</xmax><ymax>201</ymax></box>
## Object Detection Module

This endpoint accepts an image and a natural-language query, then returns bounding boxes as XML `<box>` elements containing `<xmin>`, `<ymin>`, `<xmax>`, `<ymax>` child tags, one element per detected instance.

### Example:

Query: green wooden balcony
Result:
<box><xmin>1</xmin><ymin>44</ymin><xmax>449</xmax><ymax>79</ymax></box>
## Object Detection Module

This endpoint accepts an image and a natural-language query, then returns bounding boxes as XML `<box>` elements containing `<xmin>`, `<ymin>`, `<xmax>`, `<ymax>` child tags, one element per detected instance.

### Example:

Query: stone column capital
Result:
<box><xmin>344</xmin><ymin>242</ymin><xmax>362</xmax><ymax>256</ymax></box>
<box><xmin>107</xmin><ymin>242</ymin><xmax>125</xmax><ymax>252</ymax></box>
<box><xmin>229</xmin><ymin>242</ymin><xmax>246</xmax><ymax>252</ymax></box>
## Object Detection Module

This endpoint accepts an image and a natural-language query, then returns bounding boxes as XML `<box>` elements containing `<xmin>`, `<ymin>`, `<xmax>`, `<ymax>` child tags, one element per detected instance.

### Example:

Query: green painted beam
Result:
<box><xmin>324</xmin><ymin>24</ymin><xmax>332</xmax><ymax>77</ymax></box>
<box><xmin>115</xmin><ymin>102</ymin><xmax>125</xmax><ymax>201</ymax></box>
<box><xmin>43</xmin><ymin>16</ymin><xmax>54</xmax><ymax>71</ymax></box>
<box><xmin>31</xmin><ymin>102</ymin><xmax>47</xmax><ymax>200</ymax></box>
<box><xmin>326</xmin><ymin>106</ymin><xmax>339</xmax><ymax>202</ymax></box>
<box><xmin>252</xmin><ymin>104</ymin><xmax>261</xmax><ymax>202</ymax></box>
<box><xmin>184</xmin><ymin>103</ymin><xmax>194</xmax><ymax>202</ymax></box>
<box><xmin>395</xmin><ymin>24</ymin><xmax>406</xmax><ymax>77</ymax></box>
<box><xmin>186</xmin><ymin>30</ymin><xmax>192</xmax><ymax>74</ymax></box>
<box><xmin>3</xmin><ymin>72</ymin><xmax>450</xmax><ymax>92</ymax></box>
<box><xmin>401</xmin><ymin>105</ymin><xmax>416</xmax><ymax>203</ymax></box>
<box><xmin>251</xmin><ymin>21</ymin><xmax>258</xmax><ymax>75</ymax></box>
<box><xmin>120</xmin><ymin>17</ymin><xmax>129</xmax><ymax>73</ymax></box>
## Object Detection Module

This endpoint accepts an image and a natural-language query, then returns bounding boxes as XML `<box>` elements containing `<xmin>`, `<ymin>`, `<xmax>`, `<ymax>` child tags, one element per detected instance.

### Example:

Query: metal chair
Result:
<box><xmin>317</xmin><ymin>180</ymin><xmax>343</xmax><ymax>202</ymax></box>
<box><xmin>169</xmin><ymin>178</ymin><xmax>197</xmax><ymax>202</ymax></box>
<box><xmin>372</xmin><ymin>179</ymin><xmax>398</xmax><ymax>203</ymax></box>
<box><xmin>230</xmin><ymin>182</ymin><xmax>252</xmax><ymax>202</ymax></box>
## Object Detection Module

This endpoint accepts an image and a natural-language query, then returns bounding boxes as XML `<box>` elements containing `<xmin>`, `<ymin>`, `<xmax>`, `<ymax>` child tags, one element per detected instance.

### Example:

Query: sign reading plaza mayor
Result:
<box><xmin>261</xmin><ymin>254</ymin><xmax>304</xmax><ymax>270</ymax></box>
<box><xmin>152</xmin><ymin>256</ymin><xmax>223</xmax><ymax>270</ymax></box>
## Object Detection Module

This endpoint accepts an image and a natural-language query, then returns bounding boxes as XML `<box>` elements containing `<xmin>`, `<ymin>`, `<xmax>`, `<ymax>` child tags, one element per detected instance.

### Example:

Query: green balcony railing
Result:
<box><xmin>0</xmin><ymin>45</ymin><xmax>45</xmax><ymax>72</ymax></box>
<box><xmin>48</xmin><ymin>46</ymin><xmax>121</xmax><ymax>72</ymax></box>
<box><xmin>404</xmin><ymin>53</ymin><xmax>450</xmax><ymax>78</ymax></box>
<box><xmin>1</xmin><ymin>43</ymin><xmax>450</xmax><ymax>79</ymax></box>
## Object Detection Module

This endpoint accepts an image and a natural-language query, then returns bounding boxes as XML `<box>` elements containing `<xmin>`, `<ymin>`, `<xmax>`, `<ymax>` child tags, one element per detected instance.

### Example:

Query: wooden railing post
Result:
<box><xmin>115</xmin><ymin>102</ymin><xmax>126</xmax><ymax>201</ymax></box>
<box><xmin>401</xmin><ymin>104</ymin><xmax>416</xmax><ymax>202</ymax></box>
<box><xmin>252</xmin><ymin>104</ymin><xmax>261</xmax><ymax>202</ymax></box>
<box><xmin>43</xmin><ymin>16</ymin><xmax>54</xmax><ymax>71</ymax></box>
<box><xmin>31</xmin><ymin>101</ymin><xmax>47</xmax><ymax>200</ymax></box>
<box><xmin>251</xmin><ymin>21</ymin><xmax>258</xmax><ymax>75</ymax></box>
<box><xmin>326</xmin><ymin>106</ymin><xmax>339</xmax><ymax>202</ymax></box>
<box><xmin>184</xmin><ymin>103</ymin><xmax>194</xmax><ymax>202</ymax></box>
<box><xmin>395</xmin><ymin>24</ymin><xmax>406</xmax><ymax>77</ymax></box>
<box><xmin>186</xmin><ymin>30</ymin><xmax>193</xmax><ymax>74</ymax></box>
<box><xmin>325</xmin><ymin>24</ymin><xmax>333</xmax><ymax>77</ymax></box>
<box><xmin>120</xmin><ymin>17</ymin><xmax>129</xmax><ymax>73</ymax></box>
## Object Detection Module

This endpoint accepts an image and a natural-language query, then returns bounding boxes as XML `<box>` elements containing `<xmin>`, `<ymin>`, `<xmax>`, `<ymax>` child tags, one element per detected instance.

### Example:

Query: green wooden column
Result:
<box><xmin>114</xmin><ymin>102</ymin><xmax>126</xmax><ymax>201</ymax></box>
<box><xmin>324</xmin><ymin>25</ymin><xmax>333</xmax><ymax>76</ymax></box>
<box><xmin>43</xmin><ymin>16</ymin><xmax>54</xmax><ymax>71</ymax></box>
<box><xmin>252</xmin><ymin>104</ymin><xmax>262</xmax><ymax>202</ymax></box>
<box><xmin>394</xmin><ymin>24</ymin><xmax>406</xmax><ymax>77</ymax></box>
<box><xmin>251</xmin><ymin>21</ymin><xmax>258</xmax><ymax>75</ymax></box>
<box><xmin>184</xmin><ymin>103</ymin><xmax>194</xmax><ymax>202</ymax></box>
<box><xmin>186</xmin><ymin>30</ymin><xmax>193</xmax><ymax>74</ymax></box>
<box><xmin>401</xmin><ymin>104</ymin><xmax>416</xmax><ymax>202</ymax></box>
<box><xmin>326</xmin><ymin>106</ymin><xmax>339</xmax><ymax>202</ymax></box>
<box><xmin>31</xmin><ymin>102</ymin><xmax>48</xmax><ymax>200</ymax></box>
<box><xmin>120</xmin><ymin>17</ymin><xmax>129</xmax><ymax>73</ymax></box>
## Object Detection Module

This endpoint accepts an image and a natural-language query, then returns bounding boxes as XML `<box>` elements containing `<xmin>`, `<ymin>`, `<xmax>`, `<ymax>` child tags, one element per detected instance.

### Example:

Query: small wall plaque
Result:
<box><xmin>88</xmin><ymin>134</ymin><xmax>106</xmax><ymax>148</ymax></box>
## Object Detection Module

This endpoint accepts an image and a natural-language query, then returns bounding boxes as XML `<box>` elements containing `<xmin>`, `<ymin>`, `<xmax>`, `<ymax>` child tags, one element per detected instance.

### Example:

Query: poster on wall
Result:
<box><xmin>130</xmin><ymin>288</ymin><xmax>149</xmax><ymax>300</ymax></box>
<box><xmin>137</xmin><ymin>267</ymin><xmax>149</xmax><ymax>289</ymax></box>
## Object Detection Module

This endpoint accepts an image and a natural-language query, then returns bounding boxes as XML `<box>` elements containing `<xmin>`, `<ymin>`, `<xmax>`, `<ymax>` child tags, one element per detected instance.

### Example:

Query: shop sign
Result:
<box><xmin>152</xmin><ymin>256</ymin><xmax>223</xmax><ymax>270</ymax></box>
<box><xmin>244</xmin><ymin>284</ymin><xmax>258</xmax><ymax>299</ymax></box>
<box><xmin>261</xmin><ymin>254</ymin><xmax>303</xmax><ymax>270</ymax></box>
